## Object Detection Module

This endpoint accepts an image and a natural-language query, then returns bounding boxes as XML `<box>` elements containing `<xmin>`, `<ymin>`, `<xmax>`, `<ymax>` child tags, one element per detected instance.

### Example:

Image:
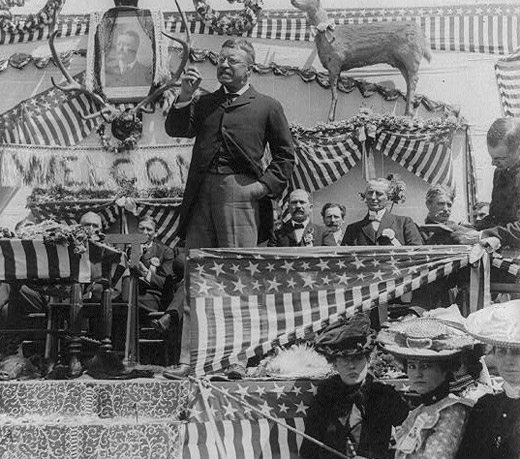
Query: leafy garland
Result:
<box><xmin>0</xmin><ymin>0</ymin><xmax>63</xmax><ymax>34</ymax></box>
<box><xmin>291</xmin><ymin>108</ymin><xmax>463</xmax><ymax>142</ymax></box>
<box><xmin>27</xmin><ymin>183</ymin><xmax>184</xmax><ymax>206</ymax></box>
<box><xmin>193</xmin><ymin>0</ymin><xmax>263</xmax><ymax>35</ymax></box>
<box><xmin>96</xmin><ymin>122</ymin><xmax>142</xmax><ymax>154</ymax></box>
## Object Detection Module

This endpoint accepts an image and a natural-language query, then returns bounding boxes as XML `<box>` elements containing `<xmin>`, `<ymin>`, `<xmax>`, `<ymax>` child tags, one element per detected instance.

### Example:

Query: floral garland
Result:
<box><xmin>291</xmin><ymin>108</ymin><xmax>463</xmax><ymax>142</ymax></box>
<box><xmin>97</xmin><ymin>122</ymin><xmax>142</xmax><ymax>154</ymax></box>
<box><xmin>193</xmin><ymin>0</ymin><xmax>263</xmax><ymax>35</ymax></box>
<box><xmin>0</xmin><ymin>0</ymin><xmax>63</xmax><ymax>34</ymax></box>
<box><xmin>27</xmin><ymin>183</ymin><xmax>184</xmax><ymax>206</ymax></box>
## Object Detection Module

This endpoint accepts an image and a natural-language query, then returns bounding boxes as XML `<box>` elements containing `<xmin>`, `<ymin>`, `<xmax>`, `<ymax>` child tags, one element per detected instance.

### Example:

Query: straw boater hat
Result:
<box><xmin>465</xmin><ymin>300</ymin><xmax>520</xmax><ymax>348</ymax></box>
<box><xmin>314</xmin><ymin>314</ymin><xmax>376</xmax><ymax>358</ymax></box>
<box><xmin>377</xmin><ymin>317</ymin><xmax>475</xmax><ymax>360</ymax></box>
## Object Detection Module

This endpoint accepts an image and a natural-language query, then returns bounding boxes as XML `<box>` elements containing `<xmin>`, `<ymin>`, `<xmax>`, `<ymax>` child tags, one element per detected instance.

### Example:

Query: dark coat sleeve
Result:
<box><xmin>456</xmin><ymin>395</ymin><xmax>494</xmax><ymax>459</ymax></box>
<box><xmin>164</xmin><ymin>96</ymin><xmax>199</xmax><ymax>139</ymax></box>
<box><xmin>402</xmin><ymin>217</ymin><xmax>424</xmax><ymax>245</ymax></box>
<box><xmin>482</xmin><ymin>222</ymin><xmax>520</xmax><ymax>248</ymax></box>
<box><xmin>341</xmin><ymin>223</ymin><xmax>358</xmax><ymax>246</ymax></box>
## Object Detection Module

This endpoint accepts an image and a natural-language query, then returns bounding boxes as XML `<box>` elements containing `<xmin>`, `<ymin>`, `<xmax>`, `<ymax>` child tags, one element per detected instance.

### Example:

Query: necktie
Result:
<box><xmin>293</xmin><ymin>222</ymin><xmax>305</xmax><ymax>229</ymax></box>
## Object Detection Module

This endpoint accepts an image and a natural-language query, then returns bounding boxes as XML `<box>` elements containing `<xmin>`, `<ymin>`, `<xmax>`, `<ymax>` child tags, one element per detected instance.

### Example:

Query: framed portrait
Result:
<box><xmin>91</xmin><ymin>8</ymin><xmax>157</xmax><ymax>103</ymax></box>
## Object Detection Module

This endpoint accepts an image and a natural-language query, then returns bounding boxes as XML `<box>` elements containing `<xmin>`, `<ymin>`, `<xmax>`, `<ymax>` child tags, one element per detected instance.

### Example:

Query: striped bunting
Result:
<box><xmin>491</xmin><ymin>253</ymin><xmax>520</xmax><ymax>277</ymax></box>
<box><xmin>187</xmin><ymin>246</ymin><xmax>472</xmax><ymax>376</ymax></box>
<box><xmin>29</xmin><ymin>199</ymin><xmax>183</xmax><ymax>248</ymax></box>
<box><xmin>290</xmin><ymin>135</ymin><xmax>362</xmax><ymax>192</ymax></box>
<box><xmin>30</xmin><ymin>201</ymin><xmax>121</xmax><ymax>233</ymax></box>
<box><xmin>375</xmin><ymin>130</ymin><xmax>455</xmax><ymax>188</ymax></box>
<box><xmin>134</xmin><ymin>199</ymin><xmax>183</xmax><ymax>247</ymax></box>
<box><xmin>2</xmin><ymin>6</ymin><xmax>520</xmax><ymax>55</ymax></box>
<box><xmin>0</xmin><ymin>72</ymin><xmax>100</xmax><ymax>146</ymax></box>
<box><xmin>0</xmin><ymin>239</ymin><xmax>88</xmax><ymax>282</ymax></box>
<box><xmin>495</xmin><ymin>47</ymin><xmax>520</xmax><ymax>117</ymax></box>
<box><xmin>185</xmin><ymin>379</ymin><xmax>309</xmax><ymax>459</ymax></box>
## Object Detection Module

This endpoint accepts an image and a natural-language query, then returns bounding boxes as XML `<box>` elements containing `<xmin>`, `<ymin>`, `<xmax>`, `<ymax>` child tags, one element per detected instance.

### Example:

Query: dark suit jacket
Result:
<box><xmin>165</xmin><ymin>86</ymin><xmax>295</xmax><ymax>242</ymax></box>
<box><xmin>300</xmin><ymin>374</ymin><xmax>409</xmax><ymax>459</ymax></box>
<box><xmin>137</xmin><ymin>239</ymin><xmax>175</xmax><ymax>311</ymax></box>
<box><xmin>105</xmin><ymin>60</ymin><xmax>152</xmax><ymax>87</ymax></box>
<box><xmin>270</xmin><ymin>221</ymin><xmax>336</xmax><ymax>247</ymax></box>
<box><xmin>342</xmin><ymin>211</ymin><xmax>423</xmax><ymax>246</ymax></box>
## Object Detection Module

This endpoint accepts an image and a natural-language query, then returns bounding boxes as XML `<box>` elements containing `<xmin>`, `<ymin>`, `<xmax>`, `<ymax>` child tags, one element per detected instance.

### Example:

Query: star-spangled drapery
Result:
<box><xmin>184</xmin><ymin>380</ymin><xmax>314</xmax><ymax>459</ymax></box>
<box><xmin>187</xmin><ymin>245</ymin><xmax>482</xmax><ymax>376</ymax></box>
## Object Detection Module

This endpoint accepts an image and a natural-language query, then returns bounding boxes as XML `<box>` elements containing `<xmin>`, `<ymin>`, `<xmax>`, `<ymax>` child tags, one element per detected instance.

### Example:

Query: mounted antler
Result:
<box><xmin>48</xmin><ymin>0</ymin><xmax>190</xmax><ymax>144</ymax></box>
<box><xmin>49</xmin><ymin>23</ymin><xmax>118</xmax><ymax>122</ymax></box>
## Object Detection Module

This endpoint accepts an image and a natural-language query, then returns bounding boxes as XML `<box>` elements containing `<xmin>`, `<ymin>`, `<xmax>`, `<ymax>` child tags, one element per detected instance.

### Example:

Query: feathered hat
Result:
<box><xmin>314</xmin><ymin>313</ymin><xmax>376</xmax><ymax>358</ymax></box>
<box><xmin>377</xmin><ymin>317</ymin><xmax>475</xmax><ymax>361</ymax></box>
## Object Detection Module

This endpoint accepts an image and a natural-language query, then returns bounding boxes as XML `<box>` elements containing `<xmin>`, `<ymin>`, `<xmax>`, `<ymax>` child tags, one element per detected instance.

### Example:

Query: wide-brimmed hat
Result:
<box><xmin>466</xmin><ymin>301</ymin><xmax>520</xmax><ymax>348</ymax></box>
<box><xmin>314</xmin><ymin>314</ymin><xmax>375</xmax><ymax>358</ymax></box>
<box><xmin>377</xmin><ymin>317</ymin><xmax>475</xmax><ymax>361</ymax></box>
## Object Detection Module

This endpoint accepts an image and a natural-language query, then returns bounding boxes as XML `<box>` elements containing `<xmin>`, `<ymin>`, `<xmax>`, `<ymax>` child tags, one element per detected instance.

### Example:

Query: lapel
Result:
<box><xmin>360</xmin><ymin>216</ymin><xmax>377</xmax><ymax>244</ymax></box>
<box><xmin>300</xmin><ymin>222</ymin><xmax>315</xmax><ymax>246</ymax></box>
<box><xmin>279</xmin><ymin>222</ymin><xmax>298</xmax><ymax>246</ymax></box>
<box><xmin>225</xmin><ymin>86</ymin><xmax>255</xmax><ymax>110</ymax></box>
<box><xmin>375</xmin><ymin>210</ymin><xmax>395</xmax><ymax>240</ymax></box>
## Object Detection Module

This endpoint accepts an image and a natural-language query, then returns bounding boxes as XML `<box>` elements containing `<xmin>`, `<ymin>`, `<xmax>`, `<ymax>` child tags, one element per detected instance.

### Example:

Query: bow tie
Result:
<box><xmin>293</xmin><ymin>222</ymin><xmax>305</xmax><ymax>229</ymax></box>
<box><xmin>368</xmin><ymin>211</ymin><xmax>383</xmax><ymax>222</ymax></box>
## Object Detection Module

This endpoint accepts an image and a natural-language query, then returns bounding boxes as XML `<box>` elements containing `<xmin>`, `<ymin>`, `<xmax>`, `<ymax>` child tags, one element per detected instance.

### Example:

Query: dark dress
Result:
<box><xmin>299</xmin><ymin>374</ymin><xmax>409</xmax><ymax>459</ymax></box>
<box><xmin>456</xmin><ymin>392</ymin><xmax>520</xmax><ymax>459</ymax></box>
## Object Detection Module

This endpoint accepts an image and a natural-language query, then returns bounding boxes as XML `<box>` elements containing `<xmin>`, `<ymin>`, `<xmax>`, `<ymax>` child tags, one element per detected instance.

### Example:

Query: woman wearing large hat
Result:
<box><xmin>300</xmin><ymin>313</ymin><xmax>409</xmax><ymax>459</ymax></box>
<box><xmin>456</xmin><ymin>300</ymin><xmax>520</xmax><ymax>459</ymax></box>
<box><xmin>377</xmin><ymin>317</ymin><xmax>475</xmax><ymax>459</ymax></box>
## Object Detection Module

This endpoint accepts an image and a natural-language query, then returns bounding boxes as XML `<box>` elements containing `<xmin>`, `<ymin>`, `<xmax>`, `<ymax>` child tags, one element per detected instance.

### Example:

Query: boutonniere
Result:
<box><xmin>379</xmin><ymin>229</ymin><xmax>401</xmax><ymax>247</ymax></box>
<box><xmin>150</xmin><ymin>257</ymin><xmax>161</xmax><ymax>268</ymax></box>
<box><xmin>302</xmin><ymin>227</ymin><xmax>315</xmax><ymax>246</ymax></box>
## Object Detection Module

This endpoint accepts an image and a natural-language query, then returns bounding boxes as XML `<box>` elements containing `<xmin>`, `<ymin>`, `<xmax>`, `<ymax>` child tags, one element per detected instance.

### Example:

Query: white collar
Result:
<box><xmin>223</xmin><ymin>83</ymin><xmax>250</xmax><ymax>96</ymax></box>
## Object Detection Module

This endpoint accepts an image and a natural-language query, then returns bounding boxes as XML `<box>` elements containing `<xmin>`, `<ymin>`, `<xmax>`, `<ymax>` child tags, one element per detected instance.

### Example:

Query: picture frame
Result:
<box><xmin>96</xmin><ymin>8</ymin><xmax>155</xmax><ymax>103</ymax></box>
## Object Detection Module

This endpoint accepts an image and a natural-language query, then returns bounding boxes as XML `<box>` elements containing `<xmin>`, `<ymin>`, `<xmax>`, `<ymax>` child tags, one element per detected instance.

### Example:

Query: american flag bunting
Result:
<box><xmin>187</xmin><ymin>246</ymin><xmax>474</xmax><ymax>376</ymax></box>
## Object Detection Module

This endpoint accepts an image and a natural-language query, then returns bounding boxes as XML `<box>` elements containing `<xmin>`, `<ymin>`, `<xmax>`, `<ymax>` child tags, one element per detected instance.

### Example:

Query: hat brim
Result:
<box><xmin>466</xmin><ymin>331</ymin><xmax>520</xmax><ymax>349</ymax></box>
<box><xmin>380</xmin><ymin>344</ymin><xmax>462</xmax><ymax>361</ymax></box>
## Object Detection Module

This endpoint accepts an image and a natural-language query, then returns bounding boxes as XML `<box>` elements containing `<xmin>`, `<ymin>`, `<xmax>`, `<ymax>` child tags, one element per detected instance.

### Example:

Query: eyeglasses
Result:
<box><xmin>217</xmin><ymin>56</ymin><xmax>249</xmax><ymax>66</ymax></box>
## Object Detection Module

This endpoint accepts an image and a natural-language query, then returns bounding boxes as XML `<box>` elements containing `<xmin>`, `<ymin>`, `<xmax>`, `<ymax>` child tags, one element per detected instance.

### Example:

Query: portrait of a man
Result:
<box><xmin>105</xmin><ymin>28</ymin><xmax>152</xmax><ymax>88</ymax></box>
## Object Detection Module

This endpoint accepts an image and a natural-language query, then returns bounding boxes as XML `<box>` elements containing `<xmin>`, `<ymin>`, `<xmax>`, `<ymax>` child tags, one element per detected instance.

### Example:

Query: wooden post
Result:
<box><xmin>68</xmin><ymin>283</ymin><xmax>83</xmax><ymax>377</ymax></box>
<box><xmin>104</xmin><ymin>233</ymin><xmax>148</xmax><ymax>368</ymax></box>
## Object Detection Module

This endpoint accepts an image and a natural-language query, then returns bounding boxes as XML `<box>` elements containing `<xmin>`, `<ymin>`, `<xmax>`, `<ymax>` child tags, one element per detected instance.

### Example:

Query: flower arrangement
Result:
<box><xmin>386</xmin><ymin>173</ymin><xmax>407</xmax><ymax>208</ymax></box>
<box><xmin>0</xmin><ymin>0</ymin><xmax>63</xmax><ymax>34</ymax></box>
<box><xmin>193</xmin><ymin>0</ymin><xmax>263</xmax><ymax>35</ymax></box>
<box><xmin>302</xmin><ymin>227</ymin><xmax>315</xmax><ymax>246</ymax></box>
<box><xmin>15</xmin><ymin>220</ymin><xmax>92</xmax><ymax>255</ymax></box>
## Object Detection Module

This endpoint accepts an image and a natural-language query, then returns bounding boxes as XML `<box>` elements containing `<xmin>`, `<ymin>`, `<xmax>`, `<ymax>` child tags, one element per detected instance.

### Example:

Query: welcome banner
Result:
<box><xmin>0</xmin><ymin>142</ymin><xmax>193</xmax><ymax>189</ymax></box>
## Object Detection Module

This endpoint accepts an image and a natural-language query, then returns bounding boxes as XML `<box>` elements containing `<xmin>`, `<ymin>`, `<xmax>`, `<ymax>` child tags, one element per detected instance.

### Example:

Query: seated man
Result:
<box><xmin>321</xmin><ymin>202</ymin><xmax>346</xmax><ymax>245</ymax></box>
<box><xmin>421</xmin><ymin>184</ymin><xmax>460</xmax><ymax>245</ymax></box>
<box><xmin>270</xmin><ymin>189</ymin><xmax>335</xmax><ymax>247</ymax></box>
<box><xmin>133</xmin><ymin>217</ymin><xmax>175</xmax><ymax>313</ymax></box>
<box><xmin>342</xmin><ymin>178</ymin><xmax>423</xmax><ymax>246</ymax></box>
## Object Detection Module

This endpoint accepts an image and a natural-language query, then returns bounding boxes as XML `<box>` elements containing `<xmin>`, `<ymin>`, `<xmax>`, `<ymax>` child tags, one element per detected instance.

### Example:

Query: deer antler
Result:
<box><xmin>48</xmin><ymin>20</ymin><xmax>117</xmax><ymax>121</ymax></box>
<box><xmin>132</xmin><ymin>0</ymin><xmax>191</xmax><ymax>114</ymax></box>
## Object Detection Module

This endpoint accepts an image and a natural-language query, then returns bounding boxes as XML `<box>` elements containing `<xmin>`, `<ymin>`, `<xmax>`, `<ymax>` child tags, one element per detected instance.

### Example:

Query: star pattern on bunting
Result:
<box><xmin>190</xmin><ymin>247</ymin><xmax>467</xmax><ymax>298</ymax></box>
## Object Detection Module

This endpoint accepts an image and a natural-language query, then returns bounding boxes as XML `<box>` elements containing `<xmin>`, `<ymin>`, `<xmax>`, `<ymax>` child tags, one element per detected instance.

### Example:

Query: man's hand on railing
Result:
<box><xmin>479</xmin><ymin>236</ymin><xmax>501</xmax><ymax>253</ymax></box>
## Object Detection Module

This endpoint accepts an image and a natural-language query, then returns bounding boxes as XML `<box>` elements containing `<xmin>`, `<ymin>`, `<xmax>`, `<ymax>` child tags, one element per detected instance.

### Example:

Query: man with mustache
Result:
<box><xmin>164</xmin><ymin>38</ymin><xmax>294</xmax><ymax>379</ymax></box>
<box><xmin>271</xmin><ymin>189</ymin><xmax>335</xmax><ymax>247</ymax></box>
<box><xmin>421</xmin><ymin>184</ymin><xmax>460</xmax><ymax>245</ymax></box>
